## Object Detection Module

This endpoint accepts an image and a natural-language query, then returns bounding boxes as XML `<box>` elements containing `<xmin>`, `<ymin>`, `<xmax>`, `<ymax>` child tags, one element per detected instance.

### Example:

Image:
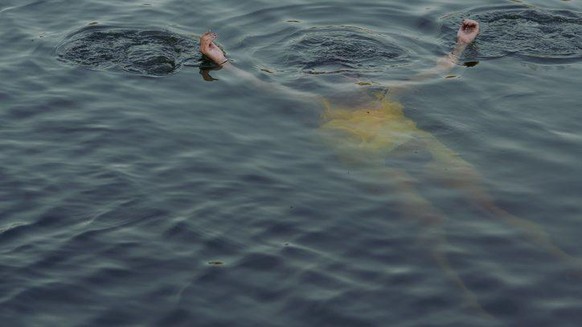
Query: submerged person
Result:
<box><xmin>198</xmin><ymin>20</ymin><xmax>580</xmax><ymax>315</ymax></box>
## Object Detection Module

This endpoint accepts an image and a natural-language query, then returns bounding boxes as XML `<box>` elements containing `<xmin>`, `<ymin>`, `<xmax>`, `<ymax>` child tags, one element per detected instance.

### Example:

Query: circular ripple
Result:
<box><xmin>280</xmin><ymin>26</ymin><xmax>409</xmax><ymax>74</ymax></box>
<box><xmin>442</xmin><ymin>7</ymin><xmax>582</xmax><ymax>61</ymax></box>
<box><xmin>56</xmin><ymin>25</ymin><xmax>203</xmax><ymax>76</ymax></box>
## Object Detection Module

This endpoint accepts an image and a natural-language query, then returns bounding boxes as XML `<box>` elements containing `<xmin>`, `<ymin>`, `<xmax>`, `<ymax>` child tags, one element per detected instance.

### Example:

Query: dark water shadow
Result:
<box><xmin>55</xmin><ymin>24</ymin><xmax>210</xmax><ymax>77</ymax></box>
<box><xmin>265</xmin><ymin>25</ymin><xmax>410</xmax><ymax>75</ymax></box>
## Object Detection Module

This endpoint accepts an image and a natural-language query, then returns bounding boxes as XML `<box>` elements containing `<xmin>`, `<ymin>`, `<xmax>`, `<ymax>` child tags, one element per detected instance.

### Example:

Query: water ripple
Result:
<box><xmin>56</xmin><ymin>24</ymin><xmax>203</xmax><ymax>76</ymax></box>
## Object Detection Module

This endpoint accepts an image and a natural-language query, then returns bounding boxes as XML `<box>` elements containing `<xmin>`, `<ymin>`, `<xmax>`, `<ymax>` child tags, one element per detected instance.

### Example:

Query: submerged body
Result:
<box><xmin>319</xmin><ymin>91</ymin><xmax>582</xmax><ymax>316</ymax></box>
<box><xmin>197</xmin><ymin>20</ymin><xmax>581</xmax><ymax>317</ymax></box>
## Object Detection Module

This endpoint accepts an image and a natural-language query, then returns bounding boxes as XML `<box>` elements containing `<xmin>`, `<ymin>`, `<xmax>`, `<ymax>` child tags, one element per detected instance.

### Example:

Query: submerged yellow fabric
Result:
<box><xmin>321</xmin><ymin>97</ymin><xmax>416</xmax><ymax>152</ymax></box>
<box><xmin>320</xmin><ymin>96</ymin><xmax>410</xmax><ymax>166</ymax></box>
<box><xmin>319</xmin><ymin>95</ymin><xmax>462</xmax><ymax>168</ymax></box>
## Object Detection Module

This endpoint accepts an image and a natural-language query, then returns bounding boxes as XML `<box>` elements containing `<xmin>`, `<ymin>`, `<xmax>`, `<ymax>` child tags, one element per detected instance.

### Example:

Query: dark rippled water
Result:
<box><xmin>2</xmin><ymin>0</ymin><xmax>582</xmax><ymax>326</ymax></box>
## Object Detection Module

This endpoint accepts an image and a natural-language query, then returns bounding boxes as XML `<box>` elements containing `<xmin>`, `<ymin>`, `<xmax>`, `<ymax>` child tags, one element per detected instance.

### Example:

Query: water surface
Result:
<box><xmin>1</xmin><ymin>0</ymin><xmax>582</xmax><ymax>326</ymax></box>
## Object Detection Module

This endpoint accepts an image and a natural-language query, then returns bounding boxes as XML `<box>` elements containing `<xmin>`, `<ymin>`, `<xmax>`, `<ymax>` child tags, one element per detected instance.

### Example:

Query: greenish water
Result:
<box><xmin>1</xmin><ymin>0</ymin><xmax>582</xmax><ymax>326</ymax></box>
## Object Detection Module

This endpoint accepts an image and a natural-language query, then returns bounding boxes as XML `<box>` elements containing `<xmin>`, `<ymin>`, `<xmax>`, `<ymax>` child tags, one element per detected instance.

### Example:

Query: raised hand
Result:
<box><xmin>199</xmin><ymin>31</ymin><xmax>228</xmax><ymax>65</ymax></box>
<box><xmin>457</xmin><ymin>19</ymin><xmax>479</xmax><ymax>45</ymax></box>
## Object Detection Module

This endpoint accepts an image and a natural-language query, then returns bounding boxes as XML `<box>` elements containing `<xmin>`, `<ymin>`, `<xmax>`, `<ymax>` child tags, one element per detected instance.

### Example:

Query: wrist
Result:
<box><xmin>440</xmin><ymin>43</ymin><xmax>466</xmax><ymax>68</ymax></box>
<box><xmin>451</xmin><ymin>42</ymin><xmax>467</xmax><ymax>58</ymax></box>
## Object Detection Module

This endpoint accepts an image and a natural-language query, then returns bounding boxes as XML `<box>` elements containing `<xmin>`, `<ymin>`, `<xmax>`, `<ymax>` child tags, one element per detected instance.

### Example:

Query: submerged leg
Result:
<box><xmin>383</xmin><ymin>168</ymin><xmax>491</xmax><ymax>317</ymax></box>
<box><xmin>422</xmin><ymin>133</ymin><xmax>581</xmax><ymax>266</ymax></box>
<box><xmin>319</xmin><ymin>98</ymin><xmax>491</xmax><ymax>315</ymax></box>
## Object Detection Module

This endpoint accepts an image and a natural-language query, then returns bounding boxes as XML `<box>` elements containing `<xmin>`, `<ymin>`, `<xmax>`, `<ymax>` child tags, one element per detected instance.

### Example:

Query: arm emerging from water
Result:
<box><xmin>199</xmin><ymin>32</ymin><xmax>313</xmax><ymax>99</ymax></box>
<box><xmin>198</xmin><ymin>19</ymin><xmax>479</xmax><ymax>95</ymax></box>
<box><xmin>405</xmin><ymin>19</ymin><xmax>480</xmax><ymax>84</ymax></box>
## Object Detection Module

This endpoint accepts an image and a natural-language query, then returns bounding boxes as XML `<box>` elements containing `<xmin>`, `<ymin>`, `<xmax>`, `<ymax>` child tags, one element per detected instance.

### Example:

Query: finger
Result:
<box><xmin>466</xmin><ymin>20</ymin><xmax>478</xmax><ymax>27</ymax></box>
<box><xmin>463</xmin><ymin>22</ymin><xmax>476</xmax><ymax>32</ymax></box>
<box><xmin>201</xmin><ymin>31</ymin><xmax>217</xmax><ymax>40</ymax></box>
<box><xmin>201</xmin><ymin>31</ymin><xmax>213</xmax><ymax>41</ymax></box>
<box><xmin>200</xmin><ymin>37</ymin><xmax>210</xmax><ymax>50</ymax></box>
<box><xmin>200</xmin><ymin>32</ymin><xmax>210</xmax><ymax>42</ymax></box>
<box><xmin>200</xmin><ymin>36</ymin><xmax>212</xmax><ymax>53</ymax></box>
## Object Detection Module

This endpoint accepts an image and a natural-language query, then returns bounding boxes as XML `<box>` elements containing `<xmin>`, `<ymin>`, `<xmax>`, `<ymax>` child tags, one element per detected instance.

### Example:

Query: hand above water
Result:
<box><xmin>199</xmin><ymin>31</ymin><xmax>228</xmax><ymax>65</ymax></box>
<box><xmin>457</xmin><ymin>19</ymin><xmax>479</xmax><ymax>45</ymax></box>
